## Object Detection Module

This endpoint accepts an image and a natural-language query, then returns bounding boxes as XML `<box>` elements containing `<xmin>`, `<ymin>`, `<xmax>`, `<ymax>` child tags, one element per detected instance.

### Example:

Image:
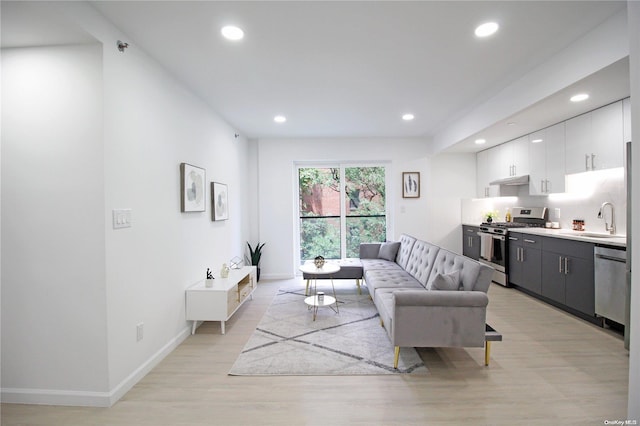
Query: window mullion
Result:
<box><xmin>339</xmin><ymin>166</ymin><xmax>347</xmax><ymax>258</ymax></box>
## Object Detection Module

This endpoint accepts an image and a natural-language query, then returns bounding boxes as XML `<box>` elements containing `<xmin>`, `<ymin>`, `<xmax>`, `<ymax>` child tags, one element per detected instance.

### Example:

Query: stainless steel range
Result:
<box><xmin>478</xmin><ymin>207</ymin><xmax>547</xmax><ymax>286</ymax></box>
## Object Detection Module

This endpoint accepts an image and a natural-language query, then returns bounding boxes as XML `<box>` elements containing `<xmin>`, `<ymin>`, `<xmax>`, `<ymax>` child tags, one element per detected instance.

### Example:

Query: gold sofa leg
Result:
<box><xmin>485</xmin><ymin>341</ymin><xmax>491</xmax><ymax>366</ymax></box>
<box><xmin>394</xmin><ymin>346</ymin><xmax>400</xmax><ymax>369</ymax></box>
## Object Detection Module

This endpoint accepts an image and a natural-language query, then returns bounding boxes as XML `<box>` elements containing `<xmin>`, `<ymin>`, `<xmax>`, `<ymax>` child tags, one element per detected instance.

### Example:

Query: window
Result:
<box><xmin>298</xmin><ymin>165</ymin><xmax>387</xmax><ymax>262</ymax></box>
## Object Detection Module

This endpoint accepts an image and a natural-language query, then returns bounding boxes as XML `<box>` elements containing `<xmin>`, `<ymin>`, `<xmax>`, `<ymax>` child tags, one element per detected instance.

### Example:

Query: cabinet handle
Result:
<box><xmin>585</xmin><ymin>154</ymin><xmax>590</xmax><ymax>171</ymax></box>
<box><xmin>546</xmin><ymin>180</ymin><xmax>550</xmax><ymax>193</ymax></box>
<box><xmin>509</xmin><ymin>236</ymin><xmax>519</xmax><ymax>241</ymax></box>
<box><xmin>559</xmin><ymin>256</ymin><xmax>563</xmax><ymax>273</ymax></box>
<box><xmin>524</xmin><ymin>239</ymin><xmax>535</xmax><ymax>244</ymax></box>
<box><xmin>564</xmin><ymin>257</ymin><xmax>569</xmax><ymax>275</ymax></box>
<box><xmin>520</xmin><ymin>247</ymin><xmax>524</xmax><ymax>262</ymax></box>
<box><xmin>591</xmin><ymin>153</ymin><xmax>596</xmax><ymax>170</ymax></box>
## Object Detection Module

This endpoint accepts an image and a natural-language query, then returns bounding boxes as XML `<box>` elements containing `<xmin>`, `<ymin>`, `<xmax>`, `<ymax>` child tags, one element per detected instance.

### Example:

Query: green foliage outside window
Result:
<box><xmin>299</xmin><ymin>166</ymin><xmax>386</xmax><ymax>261</ymax></box>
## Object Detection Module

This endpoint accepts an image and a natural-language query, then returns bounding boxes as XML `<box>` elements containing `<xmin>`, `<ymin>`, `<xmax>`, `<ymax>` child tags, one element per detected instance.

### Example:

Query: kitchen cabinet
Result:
<box><xmin>565</xmin><ymin>101</ymin><xmax>624</xmax><ymax>174</ymax></box>
<box><xmin>508</xmin><ymin>233</ymin><xmax>542</xmax><ymax>294</ymax></box>
<box><xmin>541</xmin><ymin>237</ymin><xmax>595</xmax><ymax>317</ymax></box>
<box><xmin>476</xmin><ymin>149</ymin><xmax>499</xmax><ymax>198</ymax></box>
<box><xmin>462</xmin><ymin>225</ymin><xmax>480</xmax><ymax>260</ymax></box>
<box><xmin>528</xmin><ymin>122</ymin><xmax>566</xmax><ymax>195</ymax></box>
<box><xmin>491</xmin><ymin>136</ymin><xmax>530</xmax><ymax>179</ymax></box>
<box><xmin>623</xmin><ymin>97</ymin><xmax>631</xmax><ymax>143</ymax></box>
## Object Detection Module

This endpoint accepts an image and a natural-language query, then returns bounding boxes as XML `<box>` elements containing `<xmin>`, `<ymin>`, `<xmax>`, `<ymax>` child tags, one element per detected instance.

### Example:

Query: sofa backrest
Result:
<box><xmin>426</xmin><ymin>248</ymin><xmax>493</xmax><ymax>293</ymax></box>
<box><xmin>404</xmin><ymin>240</ymin><xmax>440</xmax><ymax>287</ymax></box>
<box><xmin>395</xmin><ymin>234</ymin><xmax>417</xmax><ymax>269</ymax></box>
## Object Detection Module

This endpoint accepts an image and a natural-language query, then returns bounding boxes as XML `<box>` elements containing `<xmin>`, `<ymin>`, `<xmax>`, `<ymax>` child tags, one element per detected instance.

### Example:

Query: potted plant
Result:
<box><xmin>484</xmin><ymin>210</ymin><xmax>499</xmax><ymax>223</ymax></box>
<box><xmin>246</xmin><ymin>241</ymin><xmax>265</xmax><ymax>281</ymax></box>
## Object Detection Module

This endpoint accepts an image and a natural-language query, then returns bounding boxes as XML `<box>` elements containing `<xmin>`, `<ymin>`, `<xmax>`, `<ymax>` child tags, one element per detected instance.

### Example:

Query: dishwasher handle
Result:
<box><xmin>595</xmin><ymin>254</ymin><xmax>626</xmax><ymax>263</ymax></box>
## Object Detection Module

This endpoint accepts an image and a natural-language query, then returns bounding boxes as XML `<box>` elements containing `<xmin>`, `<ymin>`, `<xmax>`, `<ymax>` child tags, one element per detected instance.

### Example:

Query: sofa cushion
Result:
<box><xmin>360</xmin><ymin>258</ymin><xmax>403</xmax><ymax>271</ymax></box>
<box><xmin>378</xmin><ymin>241</ymin><xmax>401</xmax><ymax>261</ymax></box>
<box><xmin>395</xmin><ymin>234</ymin><xmax>417</xmax><ymax>269</ymax></box>
<box><xmin>426</xmin><ymin>248</ymin><xmax>492</xmax><ymax>292</ymax></box>
<box><xmin>364</xmin><ymin>269</ymin><xmax>423</xmax><ymax>301</ymax></box>
<box><xmin>404</xmin><ymin>240</ymin><xmax>440</xmax><ymax>287</ymax></box>
<box><xmin>431</xmin><ymin>270</ymin><xmax>461</xmax><ymax>291</ymax></box>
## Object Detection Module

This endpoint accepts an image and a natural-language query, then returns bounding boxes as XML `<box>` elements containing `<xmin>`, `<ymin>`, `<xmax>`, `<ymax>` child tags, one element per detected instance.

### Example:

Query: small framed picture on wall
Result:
<box><xmin>211</xmin><ymin>182</ymin><xmax>229</xmax><ymax>221</ymax></box>
<box><xmin>180</xmin><ymin>163</ymin><xmax>206</xmax><ymax>212</ymax></box>
<box><xmin>402</xmin><ymin>172</ymin><xmax>420</xmax><ymax>198</ymax></box>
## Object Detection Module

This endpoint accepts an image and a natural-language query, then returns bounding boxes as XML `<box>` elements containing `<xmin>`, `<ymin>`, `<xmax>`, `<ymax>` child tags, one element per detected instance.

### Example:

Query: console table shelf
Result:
<box><xmin>185</xmin><ymin>266</ymin><xmax>257</xmax><ymax>335</ymax></box>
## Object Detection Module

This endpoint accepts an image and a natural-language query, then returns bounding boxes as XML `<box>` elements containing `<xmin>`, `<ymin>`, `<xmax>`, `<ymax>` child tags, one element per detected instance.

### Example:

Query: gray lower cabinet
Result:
<box><xmin>462</xmin><ymin>225</ymin><xmax>480</xmax><ymax>261</ymax></box>
<box><xmin>508</xmin><ymin>233</ymin><xmax>542</xmax><ymax>294</ymax></box>
<box><xmin>541</xmin><ymin>236</ymin><xmax>595</xmax><ymax>317</ymax></box>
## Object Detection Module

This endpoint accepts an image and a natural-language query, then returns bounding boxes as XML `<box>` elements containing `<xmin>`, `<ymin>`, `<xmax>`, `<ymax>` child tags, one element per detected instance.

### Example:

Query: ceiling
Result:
<box><xmin>1</xmin><ymin>1</ymin><xmax>630</xmax><ymax>151</ymax></box>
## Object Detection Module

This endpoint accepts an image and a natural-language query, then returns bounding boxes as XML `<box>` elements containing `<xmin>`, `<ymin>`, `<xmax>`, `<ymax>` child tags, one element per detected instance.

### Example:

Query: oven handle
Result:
<box><xmin>477</xmin><ymin>232</ymin><xmax>505</xmax><ymax>241</ymax></box>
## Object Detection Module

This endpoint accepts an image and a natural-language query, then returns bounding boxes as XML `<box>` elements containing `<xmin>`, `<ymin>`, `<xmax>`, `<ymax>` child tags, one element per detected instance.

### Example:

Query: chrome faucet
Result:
<box><xmin>597</xmin><ymin>202</ymin><xmax>616</xmax><ymax>235</ymax></box>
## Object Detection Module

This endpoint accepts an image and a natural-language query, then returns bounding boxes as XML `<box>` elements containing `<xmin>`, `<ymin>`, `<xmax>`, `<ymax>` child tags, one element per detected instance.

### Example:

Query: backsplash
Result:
<box><xmin>462</xmin><ymin>167</ymin><xmax>627</xmax><ymax>235</ymax></box>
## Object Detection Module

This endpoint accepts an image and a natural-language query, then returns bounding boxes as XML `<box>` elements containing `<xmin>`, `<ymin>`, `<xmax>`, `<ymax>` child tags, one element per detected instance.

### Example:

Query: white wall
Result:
<box><xmin>1</xmin><ymin>45</ymin><xmax>109</xmax><ymax>397</ymax></box>
<box><xmin>1</xmin><ymin>2</ymin><xmax>252</xmax><ymax>406</ymax></box>
<box><xmin>627</xmin><ymin>1</ymin><xmax>640</xmax><ymax>420</ymax></box>
<box><xmin>256</xmin><ymin>138</ymin><xmax>475</xmax><ymax>278</ymax></box>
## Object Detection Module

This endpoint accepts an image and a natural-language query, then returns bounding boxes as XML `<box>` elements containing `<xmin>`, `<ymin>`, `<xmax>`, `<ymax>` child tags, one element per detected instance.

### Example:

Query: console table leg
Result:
<box><xmin>221</xmin><ymin>321</ymin><xmax>226</xmax><ymax>335</ymax></box>
<box><xmin>191</xmin><ymin>321</ymin><xmax>197</xmax><ymax>335</ymax></box>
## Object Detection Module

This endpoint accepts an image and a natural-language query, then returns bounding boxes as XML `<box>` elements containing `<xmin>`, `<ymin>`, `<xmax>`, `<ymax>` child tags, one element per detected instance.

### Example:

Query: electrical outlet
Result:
<box><xmin>554</xmin><ymin>208</ymin><xmax>561</xmax><ymax>220</ymax></box>
<box><xmin>136</xmin><ymin>323</ymin><xmax>144</xmax><ymax>342</ymax></box>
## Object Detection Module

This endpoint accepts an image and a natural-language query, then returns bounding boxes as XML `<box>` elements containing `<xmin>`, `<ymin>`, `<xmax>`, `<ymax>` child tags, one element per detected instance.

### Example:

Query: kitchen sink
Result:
<box><xmin>560</xmin><ymin>231</ymin><xmax>624</xmax><ymax>239</ymax></box>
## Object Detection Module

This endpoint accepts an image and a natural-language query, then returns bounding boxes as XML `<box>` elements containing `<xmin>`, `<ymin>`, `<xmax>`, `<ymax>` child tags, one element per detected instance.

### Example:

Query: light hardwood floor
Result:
<box><xmin>1</xmin><ymin>279</ymin><xmax>629</xmax><ymax>425</ymax></box>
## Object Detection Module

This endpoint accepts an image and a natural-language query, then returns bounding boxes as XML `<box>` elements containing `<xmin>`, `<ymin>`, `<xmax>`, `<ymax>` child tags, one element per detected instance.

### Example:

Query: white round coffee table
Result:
<box><xmin>299</xmin><ymin>262</ymin><xmax>341</xmax><ymax>320</ymax></box>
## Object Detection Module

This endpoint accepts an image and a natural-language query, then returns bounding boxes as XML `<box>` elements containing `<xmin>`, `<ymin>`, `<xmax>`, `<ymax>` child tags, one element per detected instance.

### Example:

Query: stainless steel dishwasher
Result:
<box><xmin>594</xmin><ymin>246</ymin><xmax>627</xmax><ymax>325</ymax></box>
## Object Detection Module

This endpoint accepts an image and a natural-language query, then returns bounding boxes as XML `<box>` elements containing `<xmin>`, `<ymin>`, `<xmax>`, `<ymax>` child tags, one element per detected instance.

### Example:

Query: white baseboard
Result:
<box><xmin>1</xmin><ymin>326</ymin><xmax>191</xmax><ymax>407</ymax></box>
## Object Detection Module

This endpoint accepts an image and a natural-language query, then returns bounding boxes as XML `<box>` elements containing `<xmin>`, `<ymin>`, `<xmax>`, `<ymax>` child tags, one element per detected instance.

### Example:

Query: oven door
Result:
<box><xmin>478</xmin><ymin>231</ymin><xmax>507</xmax><ymax>286</ymax></box>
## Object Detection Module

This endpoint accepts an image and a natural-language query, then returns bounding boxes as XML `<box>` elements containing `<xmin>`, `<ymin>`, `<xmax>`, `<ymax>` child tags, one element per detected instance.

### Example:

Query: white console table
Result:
<box><xmin>185</xmin><ymin>266</ymin><xmax>257</xmax><ymax>335</ymax></box>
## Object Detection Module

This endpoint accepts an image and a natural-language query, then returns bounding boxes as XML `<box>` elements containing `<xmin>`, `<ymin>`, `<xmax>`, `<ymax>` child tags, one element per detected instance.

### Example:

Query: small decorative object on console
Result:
<box><xmin>314</xmin><ymin>256</ymin><xmax>325</xmax><ymax>269</ymax></box>
<box><xmin>317</xmin><ymin>292</ymin><xmax>325</xmax><ymax>303</ymax></box>
<box><xmin>229</xmin><ymin>256</ymin><xmax>243</xmax><ymax>269</ymax></box>
<box><xmin>205</xmin><ymin>268</ymin><xmax>215</xmax><ymax>288</ymax></box>
<box><xmin>221</xmin><ymin>263</ymin><xmax>230</xmax><ymax>278</ymax></box>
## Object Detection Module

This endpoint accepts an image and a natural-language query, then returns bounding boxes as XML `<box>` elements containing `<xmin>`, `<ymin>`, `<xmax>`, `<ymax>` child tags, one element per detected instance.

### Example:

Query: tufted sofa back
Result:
<box><xmin>395</xmin><ymin>234</ymin><xmax>417</xmax><ymax>269</ymax></box>
<box><xmin>404</xmin><ymin>240</ymin><xmax>440</xmax><ymax>287</ymax></box>
<box><xmin>425</xmin><ymin>248</ymin><xmax>493</xmax><ymax>293</ymax></box>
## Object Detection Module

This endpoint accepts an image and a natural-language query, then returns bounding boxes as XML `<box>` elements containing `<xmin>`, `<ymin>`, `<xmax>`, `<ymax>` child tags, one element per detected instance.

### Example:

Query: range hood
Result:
<box><xmin>489</xmin><ymin>175</ymin><xmax>530</xmax><ymax>186</ymax></box>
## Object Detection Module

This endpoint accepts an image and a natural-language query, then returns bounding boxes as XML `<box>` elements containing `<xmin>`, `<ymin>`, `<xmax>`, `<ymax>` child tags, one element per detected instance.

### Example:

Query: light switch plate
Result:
<box><xmin>113</xmin><ymin>209</ymin><xmax>132</xmax><ymax>229</ymax></box>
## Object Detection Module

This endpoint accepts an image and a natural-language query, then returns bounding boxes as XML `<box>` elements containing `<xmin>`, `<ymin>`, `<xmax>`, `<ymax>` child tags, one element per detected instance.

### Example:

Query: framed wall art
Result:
<box><xmin>211</xmin><ymin>182</ymin><xmax>229</xmax><ymax>221</ymax></box>
<box><xmin>402</xmin><ymin>172</ymin><xmax>420</xmax><ymax>198</ymax></box>
<box><xmin>180</xmin><ymin>163</ymin><xmax>206</xmax><ymax>212</ymax></box>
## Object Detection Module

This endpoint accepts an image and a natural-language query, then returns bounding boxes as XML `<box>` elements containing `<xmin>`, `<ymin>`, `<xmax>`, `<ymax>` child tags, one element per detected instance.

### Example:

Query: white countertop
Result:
<box><xmin>506</xmin><ymin>227</ymin><xmax>626</xmax><ymax>247</ymax></box>
<box><xmin>462</xmin><ymin>223</ymin><xmax>626</xmax><ymax>247</ymax></box>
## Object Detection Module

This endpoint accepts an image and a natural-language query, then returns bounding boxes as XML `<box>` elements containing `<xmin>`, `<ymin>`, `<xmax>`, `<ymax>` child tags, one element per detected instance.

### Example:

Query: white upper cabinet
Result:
<box><xmin>476</xmin><ymin>149</ymin><xmax>499</xmax><ymax>198</ymax></box>
<box><xmin>511</xmin><ymin>136</ymin><xmax>530</xmax><ymax>177</ymax></box>
<box><xmin>544</xmin><ymin>122</ymin><xmax>566</xmax><ymax>194</ymax></box>
<box><xmin>623</xmin><ymin>97</ymin><xmax>632</xmax><ymax>143</ymax></box>
<box><xmin>490</xmin><ymin>136</ymin><xmax>530</xmax><ymax>180</ymax></box>
<box><xmin>565</xmin><ymin>101</ymin><xmax>624</xmax><ymax>174</ymax></box>
<box><xmin>528</xmin><ymin>123</ymin><xmax>565</xmax><ymax>195</ymax></box>
<box><xmin>528</xmin><ymin>129</ymin><xmax>546</xmax><ymax>195</ymax></box>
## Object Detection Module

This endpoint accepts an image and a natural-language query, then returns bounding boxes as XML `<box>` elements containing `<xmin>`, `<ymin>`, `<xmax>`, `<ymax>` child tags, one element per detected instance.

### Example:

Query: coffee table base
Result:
<box><xmin>304</xmin><ymin>295</ymin><xmax>338</xmax><ymax>321</ymax></box>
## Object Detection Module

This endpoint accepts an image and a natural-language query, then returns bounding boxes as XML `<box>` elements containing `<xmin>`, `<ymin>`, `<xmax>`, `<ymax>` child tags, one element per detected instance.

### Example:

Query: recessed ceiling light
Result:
<box><xmin>475</xmin><ymin>22</ymin><xmax>499</xmax><ymax>38</ymax></box>
<box><xmin>402</xmin><ymin>113</ymin><xmax>415</xmax><ymax>121</ymax></box>
<box><xmin>475</xmin><ymin>139</ymin><xmax>486</xmax><ymax>145</ymax></box>
<box><xmin>570</xmin><ymin>93</ymin><xmax>589</xmax><ymax>102</ymax></box>
<box><xmin>221</xmin><ymin>25</ymin><xmax>244</xmax><ymax>41</ymax></box>
<box><xmin>274</xmin><ymin>115</ymin><xmax>287</xmax><ymax>123</ymax></box>
<box><xmin>531</xmin><ymin>139</ymin><xmax>543</xmax><ymax>143</ymax></box>
<box><xmin>507</xmin><ymin>122</ymin><xmax>516</xmax><ymax>126</ymax></box>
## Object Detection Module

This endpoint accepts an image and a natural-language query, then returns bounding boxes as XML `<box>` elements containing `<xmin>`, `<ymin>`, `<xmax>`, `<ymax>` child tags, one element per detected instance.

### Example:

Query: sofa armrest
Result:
<box><xmin>359</xmin><ymin>243</ymin><xmax>382</xmax><ymax>259</ymax></box>
<box><xmin>391</xmin><ymin>290</ymin><xmax>488</xmax><ymax>348</ymax></box>
<box><xmin>393</xmin><ymin>290</ymin><xmax>488</xmax><ymax>308</ymax></box>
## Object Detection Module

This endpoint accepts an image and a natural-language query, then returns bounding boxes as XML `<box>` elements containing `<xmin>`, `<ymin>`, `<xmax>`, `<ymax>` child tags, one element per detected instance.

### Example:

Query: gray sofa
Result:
<box><xmin>360</xmin><ymin>234</ymin><xmax>494</xmax><ymax>368</ymax></box>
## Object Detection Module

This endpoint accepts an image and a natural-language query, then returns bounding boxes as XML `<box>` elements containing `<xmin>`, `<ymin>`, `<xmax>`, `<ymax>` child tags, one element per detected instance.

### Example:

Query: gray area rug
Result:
<box><xmin>229</xmin><ymin>282</ymin><xmax>428</xmax><ymax>375</ymax></box>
